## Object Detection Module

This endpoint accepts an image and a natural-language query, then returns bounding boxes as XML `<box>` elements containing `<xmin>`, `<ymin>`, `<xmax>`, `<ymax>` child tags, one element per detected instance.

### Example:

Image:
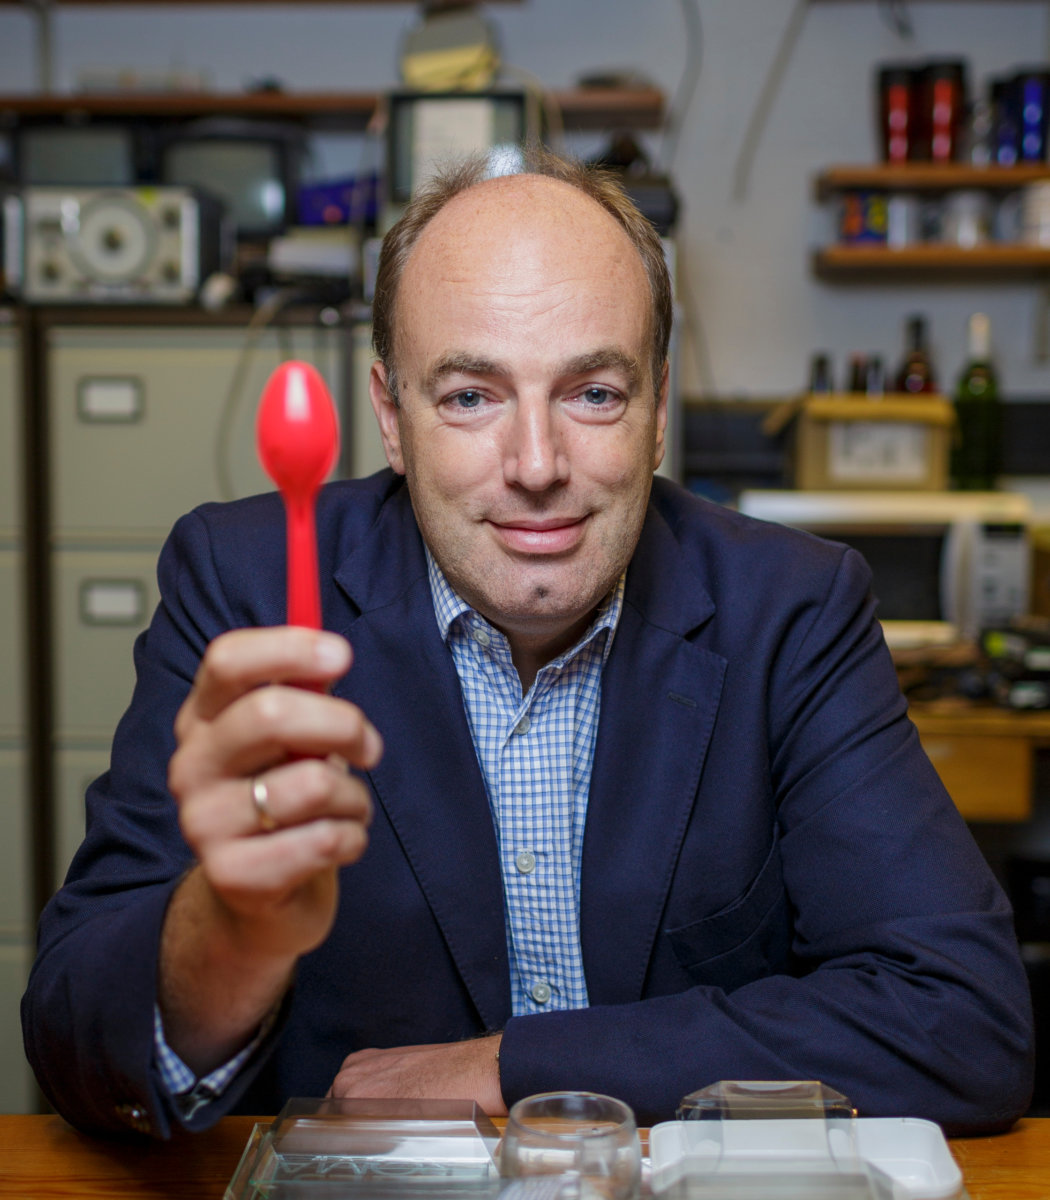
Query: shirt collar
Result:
<box><xmin>425</xmin><ymin>546</ymin><xmax>624</xmax><ymax>668</ymax></box>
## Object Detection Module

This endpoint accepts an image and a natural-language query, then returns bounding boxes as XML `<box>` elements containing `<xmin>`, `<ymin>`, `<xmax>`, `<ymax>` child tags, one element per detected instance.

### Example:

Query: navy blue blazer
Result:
<box><xmin>23</xmin><ymin>472</ymin><xmax>1033</xmax><ymax>1137</ymax></box>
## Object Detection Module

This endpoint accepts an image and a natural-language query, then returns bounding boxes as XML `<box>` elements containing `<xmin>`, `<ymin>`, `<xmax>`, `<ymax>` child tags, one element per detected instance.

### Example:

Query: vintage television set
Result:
<box><xmin>12</xmin><ymin>121</ymin><xmax>150</xmax><ymax>188</ymax></box>
<box><xmin>158</xmin><ymin>119</ymin><xmax>306</xmax><ymax>240</ymax></box>
<box><xmin>385</xmin><ymin>90</ymin><xmax>532</xmax><ymax>205</ymax></box>
<box><xmin>737</xmin><ymin>489</ymin><xmax>1032</xmax><ymax>648</ymax></box>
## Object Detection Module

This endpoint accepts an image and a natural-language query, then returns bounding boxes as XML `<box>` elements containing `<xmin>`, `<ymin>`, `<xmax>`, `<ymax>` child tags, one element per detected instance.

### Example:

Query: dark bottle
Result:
<box><xmin>895</xmin><ymin>315</ymin><xmax>938</xmax><ymax>394</ymax></box>
<box><xmin>951</xmin><ymin>312</ymin><xmax>1002</xmax><ymax>490</ymax></box>
<box><xmin>865</xmin><ymin>354</ymin><xmax>886</xmax><ymax>397</ymax></box>
<box><xmin>808</xmin><ymin>352</ymin><xmax>833</xmax><ymax>393</ymax></box>
<box><xmin>846</xmin><ymin>353</ymin><xmax>868</xmax><ymax>394</ymax></box>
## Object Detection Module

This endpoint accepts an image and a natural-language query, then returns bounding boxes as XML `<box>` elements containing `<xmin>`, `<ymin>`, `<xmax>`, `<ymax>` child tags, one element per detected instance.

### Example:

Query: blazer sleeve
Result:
<box><xmin>21</xmin><ymin>505</ymin><xmax>289</xmax><ymax>1138</ymax></box>
<box><xmin>498</xmin><ymin>542</ymin><xmax>1035</xmax><ymax>1135</ymax></box>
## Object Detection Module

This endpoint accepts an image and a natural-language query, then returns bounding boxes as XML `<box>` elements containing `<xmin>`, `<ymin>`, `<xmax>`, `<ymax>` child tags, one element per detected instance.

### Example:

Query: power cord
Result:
<box><xmin>214</xmin><ymin>286</ymin><xmax>315</xmax><ymax>502</ymax></box>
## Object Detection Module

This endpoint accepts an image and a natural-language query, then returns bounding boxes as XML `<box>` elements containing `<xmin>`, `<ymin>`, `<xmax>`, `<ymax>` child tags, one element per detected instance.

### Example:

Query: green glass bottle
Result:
<box><xmin>951</xmin><ymin>312</ymin><xmax>1002</xmax><ymax>490</ymax></box>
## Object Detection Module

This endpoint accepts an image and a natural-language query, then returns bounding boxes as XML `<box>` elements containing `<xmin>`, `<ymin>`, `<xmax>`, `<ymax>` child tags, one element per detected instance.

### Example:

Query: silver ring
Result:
<box><xmin>251</xmin><ymin>776</ymin><xmax>278</xmax><ymax>833</ymax></box>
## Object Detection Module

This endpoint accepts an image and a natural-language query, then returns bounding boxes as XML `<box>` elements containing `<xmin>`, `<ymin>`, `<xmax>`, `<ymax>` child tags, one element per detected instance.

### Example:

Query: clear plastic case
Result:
<box><xmin>651</xmin><ymin>1082</ymin><xmax>963</xmax><ymax>1200</ymax></box>
<box><xmin>224</xmin><ymin>1097</ymin><xmax>502</xmax><ymax>1200</ymax></box>
<box><xmin>225</xmin><ymin>1086</ymin><xmax>964</xmax><ymax>1200</ymax></box>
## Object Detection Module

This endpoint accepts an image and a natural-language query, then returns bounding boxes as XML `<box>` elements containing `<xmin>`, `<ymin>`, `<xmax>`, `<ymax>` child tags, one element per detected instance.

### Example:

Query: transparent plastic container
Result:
<box><xmin>651</xmin><ymin>1082</ymin><xmax>962</xmax><ymax>1200</ymax></box>
<box><xmin>225</xmin><ymin>1097</ymin><xmax>502</xmax><ymax>1200</ymax></box>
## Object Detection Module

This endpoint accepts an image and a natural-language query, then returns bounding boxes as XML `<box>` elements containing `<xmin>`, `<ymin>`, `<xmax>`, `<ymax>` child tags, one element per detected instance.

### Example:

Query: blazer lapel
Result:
<box><xmin>581</xmin><ymin>505</ymin><xmax>727</xmax><ymax>1005</ymax></box>
<box><xmin>330</xmin><ymin>488</ymin><xmax>511</xmax><ymax>1030</ymax></box>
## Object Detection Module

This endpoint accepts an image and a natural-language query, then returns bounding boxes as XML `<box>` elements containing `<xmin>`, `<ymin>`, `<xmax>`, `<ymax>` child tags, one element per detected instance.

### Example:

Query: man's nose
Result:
<box><xmin>503</xmin><ymin>397</ymin><xmax>569</xmax><ymax>490</ymax></box>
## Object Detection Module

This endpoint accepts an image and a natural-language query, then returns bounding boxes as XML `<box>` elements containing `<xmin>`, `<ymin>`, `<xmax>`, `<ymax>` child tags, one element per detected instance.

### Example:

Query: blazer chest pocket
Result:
<box><xmin>665</xmin><ymin>835</ymin><xmax>793</xmax><ymax>993</ymax></box>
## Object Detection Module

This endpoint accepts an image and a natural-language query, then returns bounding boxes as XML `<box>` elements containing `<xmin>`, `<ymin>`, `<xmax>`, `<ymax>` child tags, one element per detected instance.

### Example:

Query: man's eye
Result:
<box><xmin>452</xmin><ymin>390</ymin><xmax>483</xmax><ymax>409</ymax></box>
<box><xmin>581</xmin><ymin>387</ymin><xmax>615</xmax><ymax>405</ymax></box>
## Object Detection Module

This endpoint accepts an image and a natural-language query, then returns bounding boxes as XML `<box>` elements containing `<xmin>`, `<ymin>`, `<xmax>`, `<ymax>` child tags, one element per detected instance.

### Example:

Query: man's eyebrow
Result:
<box><xmin>423</xmin><ymin>353</ymin><xmax>504</xmax><ymax>392</ymax></box>
<box><xmin>560</xmin><ymin>349</ymin><xmax>644</xmax><ymax>390</ymax></box>
<box><xmin>422</xmin><ymin>348</ymin><xmax>644</xmax><ymax>393</ymax></box>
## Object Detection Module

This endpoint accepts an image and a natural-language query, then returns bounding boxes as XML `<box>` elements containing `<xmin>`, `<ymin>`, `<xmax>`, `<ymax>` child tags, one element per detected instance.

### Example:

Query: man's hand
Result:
<box><xmin>329</xmin><ymin>1037</ymin><xmax>507</xmax><ymax>1116</ymax></box>
<box><xmin>159</xmin><ymin>626</ymin><xmax>383</xmax><ymax>1074</ymax></box>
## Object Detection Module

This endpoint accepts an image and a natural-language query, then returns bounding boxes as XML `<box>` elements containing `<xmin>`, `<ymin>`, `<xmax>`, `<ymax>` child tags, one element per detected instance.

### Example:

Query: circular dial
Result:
<box><xmin>66</xmin><ymin>193</ymin><xmax>157</xmax><ymax>283</ymax></box>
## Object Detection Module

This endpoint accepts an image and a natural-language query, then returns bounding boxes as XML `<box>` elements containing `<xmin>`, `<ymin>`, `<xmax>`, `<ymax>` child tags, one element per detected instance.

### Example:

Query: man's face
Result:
<box><xmin>370</xmin><ymin>174</ymin><xmax>667</xmax><ymax>661</ymax></box>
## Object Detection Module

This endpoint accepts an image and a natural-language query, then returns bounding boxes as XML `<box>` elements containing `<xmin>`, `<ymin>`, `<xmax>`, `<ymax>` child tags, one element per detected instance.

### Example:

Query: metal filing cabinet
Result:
<box><xmin>0</xmin><ymin>320</ymin><xmax>34</xmax><ymax>1112</ymax></box>
<box><xmin>48</xmin><ymin>326</ymin><xmax>345</xmax><ymax>540</ymax></box>
<box><xmin>46</xmin><ymin>321</ymin><xmax>348</xmax><ymax>893</ymax></box>
<box><xmin>54</xmin><ymin>746</ymin><xmax>108</xmax><ymax>892</ymax></box>
<box><xmin>51</xmin><ymin>549</ymin><xmax>161</xmax><ymax>742</ymax></box>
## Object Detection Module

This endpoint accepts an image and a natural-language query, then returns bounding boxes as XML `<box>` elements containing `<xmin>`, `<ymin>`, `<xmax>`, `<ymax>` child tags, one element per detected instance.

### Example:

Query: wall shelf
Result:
<box><xmin>814</xmin><ymin>243</ymin><xmax>1050</xmax><ymax>280</ymax></box>
<box><xmin>0</xmin><ymin>85</ymin><xmax>664</xmax><ymax>133</ymax></box>
<box><xmin>0</xmin><ymin>0</ymin><xmax>522</xmax><ymax>5</ymax></box>
<box><xmin>813</xmin><ymin>163</ymin><xmax>1050</xmax><ymax>279</ymax></box>
<box><xmin>815</xmin><ymin>163</ymin><xmax>1050</xmax><ymax>201</ymax></box>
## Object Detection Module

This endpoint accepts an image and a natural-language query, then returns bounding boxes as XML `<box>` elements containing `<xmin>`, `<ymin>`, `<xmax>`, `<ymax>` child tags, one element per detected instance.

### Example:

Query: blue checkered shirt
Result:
<box><xmin>153</xmin><ymin>1002</ymin><xmax>278</xmax><ymax>1118</ymax></box>
<box><xmin>155</xmin><ymin>552</ymin><xmax>623</xmax><ymax>1101</ymax></box>
<box><xmin>427</xmin><ymin>549</ymin><xmax>624</xmax><ymax>1016</ymax></box>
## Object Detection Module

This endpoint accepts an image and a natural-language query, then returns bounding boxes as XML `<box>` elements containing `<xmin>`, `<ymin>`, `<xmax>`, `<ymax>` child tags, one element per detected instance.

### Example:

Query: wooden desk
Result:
<box><xmin>0</xmin><ymin>1113</ymin><xmax>1047</xmax><ymax>1199</ymax></box>
<box><xmin>910</xmin><ymin>705</ymin><xmax>1050</xmax><ymax>822</ymax></box>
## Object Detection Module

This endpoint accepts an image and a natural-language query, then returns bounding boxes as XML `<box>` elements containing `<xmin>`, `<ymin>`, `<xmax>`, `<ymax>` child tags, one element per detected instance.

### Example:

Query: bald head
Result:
<box><xmin>371</xmin><ymin>149</ymin><xmax>672</xmax><ymax>399</ymax></box>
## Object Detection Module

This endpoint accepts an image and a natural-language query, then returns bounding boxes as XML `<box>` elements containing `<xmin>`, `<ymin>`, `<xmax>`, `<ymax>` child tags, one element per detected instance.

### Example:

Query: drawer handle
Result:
<box><xmin>76</xmin><ymin>377</ymin><xmax>144</xmax><ymax>423</ymax></box>
<box><xmin>78</xmin><ymin>579</ymin><xmax>146</xmax><ymax>626</ymax></box>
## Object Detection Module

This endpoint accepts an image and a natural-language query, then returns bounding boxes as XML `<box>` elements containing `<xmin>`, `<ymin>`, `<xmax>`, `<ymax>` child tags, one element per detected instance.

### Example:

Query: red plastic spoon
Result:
<box><xmin>256</xmin><ymin>360</ymin><xmax>340</xmax><ymax>630</ymax></box>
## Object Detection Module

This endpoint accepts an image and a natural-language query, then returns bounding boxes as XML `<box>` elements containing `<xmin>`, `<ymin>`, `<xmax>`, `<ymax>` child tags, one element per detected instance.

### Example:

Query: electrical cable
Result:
<box><xmin>214</xmin><ymin>286</ymin><xmax>311</xmax><ymax>502</ymax></box>
<box><xmin>731</xmin><ymin>0</ymin><xmax>810</xmax><ymax>202</ymax></box>
<box><xmin>877</xmin><ymin>0</ymin><xmax>914</xmax><ymax>39</ymax></box>
<box><xmin>659</xmin><ymin>0</ymin><xmax>704</xmax><ymax>172</ymax></box>
<box><xmin>500</xmin><ymin>63</ymin><xmax>565</xmax><ymax>150</ymax></box>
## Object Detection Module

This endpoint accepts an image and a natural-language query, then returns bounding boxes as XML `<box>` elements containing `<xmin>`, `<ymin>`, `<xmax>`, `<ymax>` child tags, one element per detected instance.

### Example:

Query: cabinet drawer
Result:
<box><xmin>49</xmin><ymin>326</ymin><xmax>343</xmax><ymax>539</ymax></box>
<box><xmin>0</xmin><ymin>939</ymin><xmax>34</xmax><ymax>1114</ymax></box>
<box><xmin>0</xmin><ymin>550</ymin><xmax>24</xmax><ymax>740</ymax></box>
<box><xmin>0</xmin><ymin>330</ymin><xmax>20</xmax><ymax>536</ymax></box>
<box><xmin>920</xmin><ymin>732</ymin><xmax>1032</xmax><ymax>822</ymax></box>
<box><xmin>54</xmin><ymin>745</ymin><xmax>110</xmax><ymax>892</ymax></box>
<box><xmin>0</xmin><ymin>750</ymin><xmax>29</xmax><ymax>940</ymax></box>
<box><xmin>52</xmin><ymin>548</ymin><xmax>160</xmax><ymax>740</ymax></box>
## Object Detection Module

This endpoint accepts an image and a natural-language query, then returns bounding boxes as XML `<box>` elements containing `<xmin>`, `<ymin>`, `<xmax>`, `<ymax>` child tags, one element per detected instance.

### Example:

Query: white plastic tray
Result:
<box><xmin>649</xmin><ymin>1116</ymin><xmax>963</xmax><ymax>1200</ymax></box>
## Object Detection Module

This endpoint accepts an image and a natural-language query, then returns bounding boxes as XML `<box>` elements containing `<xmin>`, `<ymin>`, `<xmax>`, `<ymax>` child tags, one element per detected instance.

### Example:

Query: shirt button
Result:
<box><xmin>473</xmin><ymin>627</ymin><xmax>491</xmax><ymax>647</ymax></box>
<box><xmin>514</xmin><ymin>715</ymin><xmax>531</xmax><ymax>735</ymax></box>
<box><xmin>115</xmin><ymin>1102</ymin><xmax>152</xmax><ymax>1134</ymax></box>
<box><xmin>530</xmin><ymin>981</ymin><xmax>552</xmax><ymax>1005</ymax></box>
<box><xmin>515</xmin><ymin>850</ymin><xmax>536</xmax><ymax>874</ymax></box>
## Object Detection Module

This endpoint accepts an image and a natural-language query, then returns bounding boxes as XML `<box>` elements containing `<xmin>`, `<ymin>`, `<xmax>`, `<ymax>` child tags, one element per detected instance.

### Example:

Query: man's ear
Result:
<box><xmin>652</xmin><ymin>360</ymin><xmax>670</xmax><ymax>471</ymax></box>
<box><xmin>369</xmin><ymin>362</ymin><xmax>406</xmax><ymax>475</ymax></box>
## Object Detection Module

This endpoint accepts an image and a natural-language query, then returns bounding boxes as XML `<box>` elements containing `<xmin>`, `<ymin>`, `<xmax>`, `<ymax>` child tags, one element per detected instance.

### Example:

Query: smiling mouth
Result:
<box><xmin>488</xmin><ymin>516</ymin><xmax>588</xmax><ymax>554</ymax></box>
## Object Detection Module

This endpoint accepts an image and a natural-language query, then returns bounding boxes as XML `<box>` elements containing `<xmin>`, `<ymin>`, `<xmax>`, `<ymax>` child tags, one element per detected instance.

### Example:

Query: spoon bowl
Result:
<box><xmin>256</xmin><ymin>360</ymin><xmax>340</xmax><ymax>630</ymax></box>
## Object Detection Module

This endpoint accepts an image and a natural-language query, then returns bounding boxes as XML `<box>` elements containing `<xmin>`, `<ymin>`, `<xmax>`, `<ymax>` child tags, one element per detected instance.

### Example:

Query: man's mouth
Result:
<box><xmin>488</xmin><ymin>515</ymin><xmax>588</xmax><ymax>554</ymax></box>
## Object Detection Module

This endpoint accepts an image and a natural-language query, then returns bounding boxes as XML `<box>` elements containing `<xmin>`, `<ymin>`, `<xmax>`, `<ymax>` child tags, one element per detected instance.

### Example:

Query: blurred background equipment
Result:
<box><xmin>4</xmin><ymin>186</ymin><xmax>226</xmax><ymax>304</ymax></box>
<box><xmin>157</xmin><ymin>118</ymin><xmax>307</xmax><ymax>242</ymax></box>
<box><xmin>398</xmin><ymin>3</ymin><xmax>501</xmax><ymax>92</ymax></box>
<box><xmin>384</xmin><ymin>89</ymin><xmax>530</xmax><ymax>208</ymax></box>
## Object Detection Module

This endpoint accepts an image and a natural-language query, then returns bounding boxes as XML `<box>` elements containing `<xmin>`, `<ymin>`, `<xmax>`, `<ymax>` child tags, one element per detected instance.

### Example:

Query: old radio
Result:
<box><xmin>3</xmin><ymin>186</ymin><xmax>226</xmax><ymax>304</ymax></box>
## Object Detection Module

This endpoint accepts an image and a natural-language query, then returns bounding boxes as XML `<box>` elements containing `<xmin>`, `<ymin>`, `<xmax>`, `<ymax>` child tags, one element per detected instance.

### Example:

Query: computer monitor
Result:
<box><xmin>386</xmin><ymin>90</ymin><xmax>529</xmax><ymax>204</ymax></box>
<box><xmin>15</xmin><ymin>123</ymin><xmax>142</xmax><ymax>187</ymax></box>
<box><xmin>160</xmin><ymin>120</ymin><xmax>305</xmax><ymax>239</ymax></box>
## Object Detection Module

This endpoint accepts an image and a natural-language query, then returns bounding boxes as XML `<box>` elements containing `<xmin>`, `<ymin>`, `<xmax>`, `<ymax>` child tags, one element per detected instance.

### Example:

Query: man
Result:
<box><xmin>23</xmin><ymin>149</ymin><xmax>1033</xmax><ymax>1139</ymax></box>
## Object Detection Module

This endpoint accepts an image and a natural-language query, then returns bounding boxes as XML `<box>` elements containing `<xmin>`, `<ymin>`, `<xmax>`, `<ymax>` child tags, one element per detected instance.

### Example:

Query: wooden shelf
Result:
<box><xmin>814</xmin><ymin>243</ymin><xmax>1050</xmax><ymax>280</ymax></box>
<box><xmin>0</xmin><ymin>85</ymin><xmax>664</xmax><ymax>133</ymax></box>
<box><xmin>0</xmin><ymin>0</ymin><xmax>522</xmax><ymax>4</ymax></box>
<box><xmin>816</xmin><ymin>163</ymin><xmax>1050</xmax><ymax>201</ymax></box>
<box><xmin>552</xmin><ymin>85</ymin><xmax>665</xmax><ymax>131</ymax></box>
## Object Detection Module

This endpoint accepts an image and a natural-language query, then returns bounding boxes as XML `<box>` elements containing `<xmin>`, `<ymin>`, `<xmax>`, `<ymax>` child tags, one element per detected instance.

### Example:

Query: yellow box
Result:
<box><xmin>769</xmin><ymin>393</ymin><xmax>955</xmax><ymax>491</ymax></box>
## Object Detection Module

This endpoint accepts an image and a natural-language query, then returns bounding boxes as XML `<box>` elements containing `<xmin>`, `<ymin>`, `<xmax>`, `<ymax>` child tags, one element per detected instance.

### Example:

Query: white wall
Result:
<box><xmin>1</xmin><ymin>0</ymin><xmax>1049</xmax><ymax>398</ymax></box>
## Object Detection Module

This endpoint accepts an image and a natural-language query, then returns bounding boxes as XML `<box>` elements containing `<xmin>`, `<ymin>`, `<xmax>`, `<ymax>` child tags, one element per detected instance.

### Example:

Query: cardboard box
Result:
<box><xmin>767</xmin><ymin>393</ymin><xmax>955</xmax><ymax>491</ymax></box>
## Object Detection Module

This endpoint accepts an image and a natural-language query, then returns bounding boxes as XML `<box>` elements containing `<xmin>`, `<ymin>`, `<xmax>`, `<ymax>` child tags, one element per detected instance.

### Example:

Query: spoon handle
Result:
<box><xmin>286</xmin><ymin>490</ymin><xmax>322</xmax><ymax>630</ymax></box>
